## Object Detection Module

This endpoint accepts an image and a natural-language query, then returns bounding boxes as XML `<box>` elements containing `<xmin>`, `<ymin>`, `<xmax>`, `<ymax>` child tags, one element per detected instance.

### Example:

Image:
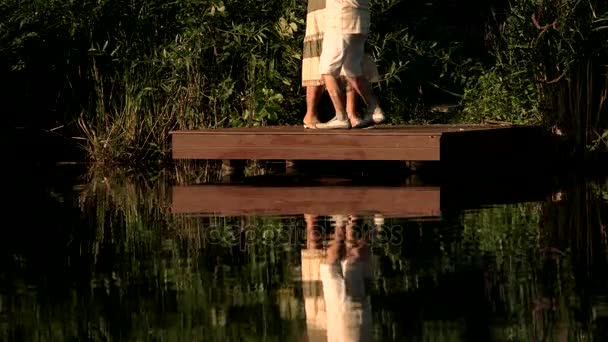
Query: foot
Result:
<box><xmin>353</xmin><ymin>106</ymin><xmax>385</xmax><ymax>129</ymax></box>
<box><xmin>352</xmin><ymin>116</ymin><xmax>375</xmax><ymax>129</ymax></box>
<box><xmin>315</xmin><ymin>116</ymin><xmax>351</xmax><ymax>129</ymax></box>
<box><xmin>348</xmin><ymin>114</ymin><xmax>361</xmax><ymax>128</ymax></box>
<box><xmin>303</xmin><ymin>116</ymin><xmax>320</xmax><ymax>129</ymax></box>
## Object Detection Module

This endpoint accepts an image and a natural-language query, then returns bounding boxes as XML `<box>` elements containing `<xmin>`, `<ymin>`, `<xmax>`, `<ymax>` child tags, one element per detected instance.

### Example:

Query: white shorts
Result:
<box><xmin>319</xmin><ymin>33</ymin><xmax>366</xmax><ymax>78</ymax></box>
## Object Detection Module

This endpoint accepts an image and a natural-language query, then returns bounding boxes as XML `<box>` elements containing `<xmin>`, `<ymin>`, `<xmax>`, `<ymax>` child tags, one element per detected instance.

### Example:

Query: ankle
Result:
<box><xmin>335</xmin><ymin>112</ymin><xmax>347</xmax><ymax>120</ymax></box>
<box><xmin>368</xmin><ymin>105</ymin><xmax>382</xmax><ymax>115</ymax></box>
<box><xmin>367</xmin><ymin>99</ymin><xmax>380</xmax><ymax>112</ymax></box>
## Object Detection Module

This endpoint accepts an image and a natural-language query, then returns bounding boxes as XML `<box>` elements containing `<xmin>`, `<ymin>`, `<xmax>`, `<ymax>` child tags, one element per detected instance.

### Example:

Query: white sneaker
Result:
<box><xmin>316</xmin><ymin>116</ymin><xmax>351</xmax><ymax>129</ymax></box>
<box><xmin>353</xmin><ymin>107</ymin><xmax>385</xmax><ymax>129</ymax></box>
<box><xmin>372</xmin><ymin>108</ymin><xmax>385</xmax><ymax>124</ymax></box>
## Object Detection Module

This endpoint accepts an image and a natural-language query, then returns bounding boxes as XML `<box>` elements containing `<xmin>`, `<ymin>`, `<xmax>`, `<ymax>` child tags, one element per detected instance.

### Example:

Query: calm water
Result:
<box><xmin>2</xmin><ymin>164</ymin><xmax>608</xmax><ymax>341</ymax></box>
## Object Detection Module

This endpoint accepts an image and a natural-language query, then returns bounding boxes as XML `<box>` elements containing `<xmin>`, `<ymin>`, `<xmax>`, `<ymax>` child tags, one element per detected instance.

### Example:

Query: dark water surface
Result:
<box><xmin>2</xmin><ymin>164</ymin><xmax>608</xmax><ymax>341</ymax></box>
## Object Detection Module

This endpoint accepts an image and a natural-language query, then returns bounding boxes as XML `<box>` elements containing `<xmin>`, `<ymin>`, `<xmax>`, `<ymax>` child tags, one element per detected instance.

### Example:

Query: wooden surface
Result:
<box><xmin>170</xmin><ymin>173</ymin><xmax>554</xmax><ymax>217</ymax></box>
<box><xmin>170</xmin><ymin>124</ymin><xmax>545</xmax><ymax>161</ymax></box>
<box><xmin>171</xmin><ymin>185</ymin><xmax>441</xmax><ymax>218</ymax></box>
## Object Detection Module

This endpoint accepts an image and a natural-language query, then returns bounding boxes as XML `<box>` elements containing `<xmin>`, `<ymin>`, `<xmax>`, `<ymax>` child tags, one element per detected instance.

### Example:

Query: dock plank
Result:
<box><xmin>170</xmin><ymin>124</ymin><xmax>545</xmax><ymax>162</ymax></box>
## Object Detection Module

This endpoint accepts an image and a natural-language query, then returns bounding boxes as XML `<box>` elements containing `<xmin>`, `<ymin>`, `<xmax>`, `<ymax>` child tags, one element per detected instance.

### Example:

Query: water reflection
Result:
<box><xmin>1</xmin><ymin>167</ymin><xmax>607</xmax><ymax>341</ymax></box>
<box><xmin>302</xmin><ymin>214</ymin><xmax>378</xmax><ymax>342</ymax></box>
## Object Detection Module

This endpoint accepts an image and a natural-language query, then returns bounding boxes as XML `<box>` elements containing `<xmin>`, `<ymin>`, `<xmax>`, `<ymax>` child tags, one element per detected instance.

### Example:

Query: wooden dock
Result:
<box><xmin>169</xmin><ymin>124</ymin><xmax>554</xmax><ymax>218</ymax></box>
<box><xmin>170</xmin><ymin>124</ymin><xmax>548</xmax><ymax>161</ymax></box>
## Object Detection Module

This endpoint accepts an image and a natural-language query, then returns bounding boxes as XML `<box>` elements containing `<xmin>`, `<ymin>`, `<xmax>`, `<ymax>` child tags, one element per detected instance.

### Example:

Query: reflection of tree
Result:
<box><xmin>2</xmin><ymin>168</ymin><xmax>307</xmax><ymax>341</ymax></box>
<box><xmin>535</xmin><ymin>179</ymin><xmax>608</xmax><ymax>341</ymax></box>
<box><xmin>369</xmin><ymin>182</ymin><xmax>608</xmax><ymax>341</ymax></box>
<box><xmin>2</xmin><ymin>168</ymin><xmax>607</xmax><ymax>341</ymax></box>
<box><xmin>455</xmin><ymin>179</ymin><xmax>608</xmax><ymax>341</ymax></box>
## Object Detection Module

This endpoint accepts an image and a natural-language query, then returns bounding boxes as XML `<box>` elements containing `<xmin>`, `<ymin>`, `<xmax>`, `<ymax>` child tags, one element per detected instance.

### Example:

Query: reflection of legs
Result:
<box><xmin>321</xmin><ymin>215</ymin><xmax>372</xmax><ymax>342</ymax></box>
<box><xmin>344</xmin><ymin>215</ymin><xmax>370</xmax><ymax>293</ymax></box>
<box><xmin>324</xmin><ymin>214</ymin><xmax>373</xmax><ymax>266</ymax></box>
<box><xmin>305</xmin><ymin>214</ymin><xmax>323</xmax><ymax>250</ymax></box>
<box><xmin>326</xmin><ymin>215</ymin><xmax>346</xmax><ymax>264</ymax></box>
<box><xmin>302</xmin><ymin>214</ymin><xmax>327</xmax><ymax>339</ymax></box>
<box><xmin>321</xmin><ymin>215</ymin><xmax>346</xmax><ymax>342</ymax></box>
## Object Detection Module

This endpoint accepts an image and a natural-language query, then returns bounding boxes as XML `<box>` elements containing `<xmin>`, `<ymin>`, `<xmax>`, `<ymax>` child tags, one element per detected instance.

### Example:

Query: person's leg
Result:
<box><xmin>345</xmin><ymin>80</ymin><xmax>360</xmax><ymax>127</ymax></box>
<box><xmin>301</xmin><ymin>0</ymin><xmax>326</xmax><ymax>128</ymax></box>
<box><xmin>304</xmin><ymin>85</ymin><xmax>323</xmax><ymax>128</ymax></box>
<box><xmin>340</xmin><ymin>54</ymin><xmax>378</xmax><ymax>127</ymax></box>
<box><xmin>342</xmin><ymin>34</ymin><xmax>385</xmax><ymax>127</ymax></box>
<box><xmin>346</xmin><ymin>76</ymin><xmax>385</xmax><ymax>123</ymax></box>
<box><xmin>345</xmin><ymin>76</ymin><xmax>385</xmax><ymax>126</ymax></box>
<box><xmin>322</xmin><ymin>74</ymin><xmax>347</xmax><ymax>120</ymax></box>
<box><xmin>316</xmin><ymin>32</ymin><xmax>351</xmax><ymax>129</ymax></box>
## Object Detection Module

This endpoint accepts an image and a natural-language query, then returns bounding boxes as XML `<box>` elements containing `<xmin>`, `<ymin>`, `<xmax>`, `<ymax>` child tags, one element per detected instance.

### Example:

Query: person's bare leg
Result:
<box><xmin>315</xmin><ymin>74</ymin><xmax>351</xmax><ymax>129</ymax></box>
<box><xmin>316</xmin><ymin>30</ymin><xmax>351</xmax><ymax>129</ymax></box>
<box><xmin>322</xmin><ymin>74</ymin><xmax>347</xmax><ymax>119</ymax></box>
<box><xmin>345</xmin><ymin>76</ymin><xmax>377</xmax><ymax>111</ymax></box>
<box><xmin>345</xmin><ymin>82</ymin><xmax>359</xmax><ymax>127</ymax></box>
<box><xmin>346</xmin><ymin>76</ymin><xmax>385</xmax><ymax>125</ymax></box>
<box><xmin>304</xmin><ymin>85</ymin><xmax>323</xmax><ymax>128</ymax></box>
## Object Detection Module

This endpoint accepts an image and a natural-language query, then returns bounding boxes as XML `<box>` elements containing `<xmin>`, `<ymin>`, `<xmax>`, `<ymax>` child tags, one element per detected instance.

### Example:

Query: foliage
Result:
<box><xmin>459</xmin><ymin>66</ymin><xmax>542</xmax><ymax>124</ymax></box>
<box><xmin>1</xmin><ymin>0</ymin><xmax>506</xmax><ymax>164</ymax></box>
<box><xmin>459</xmin><ymin>0</ymin><xmax>608</xmax><ymax>152</ymax></box>
<box><xmin>3</xmin><ymin>0</ymin><xmax>608</xmax><ymax>164</ymax></box>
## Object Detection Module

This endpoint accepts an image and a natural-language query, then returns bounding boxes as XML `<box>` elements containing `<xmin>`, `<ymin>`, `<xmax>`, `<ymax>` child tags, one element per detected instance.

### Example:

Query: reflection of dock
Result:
<box><xmin>170</xmin><ymin>180</ymin><xmax>553</xmax><ymax>217</ymax></box>
<box><xmin>171</xmin><ymin>185</ymin><xmax>441</xmax><ymax>218</ymax></box>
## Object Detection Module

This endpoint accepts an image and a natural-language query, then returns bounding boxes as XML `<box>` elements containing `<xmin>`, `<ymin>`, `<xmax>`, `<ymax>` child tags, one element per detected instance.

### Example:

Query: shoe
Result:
<box><xmin>372</xmin><ymin>107</ymin><xmax>385</xmax><ymax>124</ymax></box>
<box><xmin>353</xmin><ymin>106</ymin><xmax>385</xmax><ymax>129</ymax></box>
<box><xmin>315</xmin><ymin>116</ymin><xmax>351</xmax><ymax>129</ymax></box>
<box><xmin>352</xmin><ymin>117</ymin><xmax>375</xmax><ymax>129</ymax></box>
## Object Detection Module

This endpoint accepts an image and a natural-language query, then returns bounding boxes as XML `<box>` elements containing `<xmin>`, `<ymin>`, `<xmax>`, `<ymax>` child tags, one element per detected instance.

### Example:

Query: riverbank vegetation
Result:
<box><xmin>1</xmin><ymin>0</ymin><xmax>606</xmax><ymax>166</ymax></box>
